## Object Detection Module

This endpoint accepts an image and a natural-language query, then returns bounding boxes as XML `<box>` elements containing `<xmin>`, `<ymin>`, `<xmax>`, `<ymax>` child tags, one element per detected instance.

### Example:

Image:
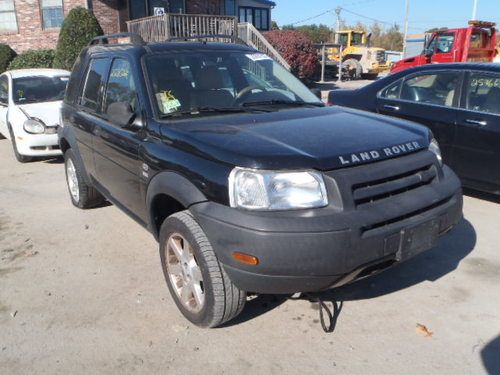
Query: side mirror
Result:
<box><xmin>310</xmin><ymin>88</ymin><xmax>322</xmax><ymax>99</ymax></box>
<box><xmin>107</xmin><ymin>102</ymin><xmax>136</xmax><ymax>128</ymax></box>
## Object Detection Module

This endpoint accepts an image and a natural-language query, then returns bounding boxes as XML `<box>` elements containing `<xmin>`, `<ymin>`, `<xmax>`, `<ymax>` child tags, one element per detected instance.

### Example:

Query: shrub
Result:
<box><xmin>0</xmin><ymin>44</ymin><xmax>17</xmax><ymax>73</ymax></box>
<box><xmin>8</xmin><ymin>49</ymin><xmax>55</xmax><ymax>70</ymax></box>
<box><xmin>264</xmin><ymin>30</ymin><xmax>318</xmax><ymax>80</ymax></box>
<box><xmin>54</xmin><ymin>7</ymin><xmax>103</xmax><ymax>70</ymax></box>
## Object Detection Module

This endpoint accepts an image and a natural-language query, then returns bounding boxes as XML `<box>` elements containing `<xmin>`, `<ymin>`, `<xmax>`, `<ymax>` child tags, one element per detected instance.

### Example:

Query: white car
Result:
<box><xmin>0</xmin><ymin>68</ymin><xmax>70</xmax><ymax>162</ymax></box>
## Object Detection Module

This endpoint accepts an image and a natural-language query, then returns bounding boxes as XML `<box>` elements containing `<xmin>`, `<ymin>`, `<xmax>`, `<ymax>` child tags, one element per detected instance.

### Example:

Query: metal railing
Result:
<box><xmin>127</xmin><ymin>13</ymin><xmax>237</xmax><ymax>42</ymax></box>
<box><xmin>237</xmin><ymin>22</ymin><xmax>290</xmax><ymax>70</ymax></box>
<box><xmin>126</xmin><ymin>14</ymin><xmax>290</xmax><ymax>70</ymax></box>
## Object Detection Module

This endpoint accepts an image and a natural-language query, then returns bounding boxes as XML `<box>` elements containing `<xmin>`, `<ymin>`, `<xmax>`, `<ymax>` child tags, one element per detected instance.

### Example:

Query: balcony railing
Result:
<box><xmin>127</xmin><ymin>13</ymin><xmax>237</xmax><ymax>42</ymax></box>
<box><xmin>127</xmin><ymin>14</ymin><xmax>291</xmax><ymax>70</ymax></box>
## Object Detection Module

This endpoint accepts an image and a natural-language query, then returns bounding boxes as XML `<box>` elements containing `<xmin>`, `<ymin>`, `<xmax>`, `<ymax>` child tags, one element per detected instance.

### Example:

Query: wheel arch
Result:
<box><xmin>146</xmin><ymin>171</ymin><xmax>208</xmax><ymax>240</ymax></box>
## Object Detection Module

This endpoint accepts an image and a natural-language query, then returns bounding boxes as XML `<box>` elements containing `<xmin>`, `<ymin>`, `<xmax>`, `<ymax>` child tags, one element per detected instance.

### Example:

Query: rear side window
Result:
<box><xmin>463</xmin><ymin>72</ymin><xmax>500</xmax><ymax>115</ymax></box>
<box><xmin>399</xmin><ymin>72</ymin><xmax>461</xmax><ymax>107</ymax></box>
<box><xmin>80</xmin><ymin>58</ymin><xmax>109</xmax><ymax>112</ymax></box>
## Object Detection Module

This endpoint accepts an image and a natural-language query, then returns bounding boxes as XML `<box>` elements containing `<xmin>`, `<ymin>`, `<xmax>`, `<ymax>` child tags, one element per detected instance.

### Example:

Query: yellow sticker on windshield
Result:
<box><xmin>158</xmin><ymin>90</ymin><xmax>181</xmax><ymax>113</ymax></box>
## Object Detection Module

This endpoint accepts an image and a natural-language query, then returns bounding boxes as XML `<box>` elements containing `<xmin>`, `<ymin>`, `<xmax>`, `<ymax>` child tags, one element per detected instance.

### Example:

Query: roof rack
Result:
<box><xmin>89</xmin><ymin>32</ymin><xmax>146</xmax><ymax>47</ymax></box>
<box><xmin>166</xmin><ymin>34</ymin><xmax>247</xmax><ymax>46</ymax></box>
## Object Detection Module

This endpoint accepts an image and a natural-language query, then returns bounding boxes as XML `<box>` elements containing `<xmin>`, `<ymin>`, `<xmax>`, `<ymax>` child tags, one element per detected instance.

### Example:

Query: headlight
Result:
<box><xmin>229</xmin><ymin>168</ymin><xmax>328</xmax><ymax>210</ymax></box>
<box><xmin>429</xmin><ymin>138</ymin><xmax>443</xmax><ymax>166</ymax></box>
<box><xmin>23</xmin><ymin>119</ymin><xmax>45</xmax><ymax>134</ymax></box>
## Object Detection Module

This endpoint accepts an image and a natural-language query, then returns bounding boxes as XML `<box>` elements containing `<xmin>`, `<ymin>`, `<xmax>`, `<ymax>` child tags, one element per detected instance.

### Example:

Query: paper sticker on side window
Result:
<box><xmin>246</xmin><ymin>53</ymin><xmax>272</xmax><ymax>62</ymax></box>
<box><xmin>470</xmin><ymin>78</ymin><xmax>500</xmax><ymax>88</ymax></box>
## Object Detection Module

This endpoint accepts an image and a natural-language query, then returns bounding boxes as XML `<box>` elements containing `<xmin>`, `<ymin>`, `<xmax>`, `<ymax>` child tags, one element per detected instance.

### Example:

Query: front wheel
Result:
<box><xmin>159</xmin><ymin>211</ymin><xmax>246</xmax><ymax>328</ymax></box>
<box><xmin>8</xmin><ymin>126</ymin><xmax>32</xmax><ymax>163</ymax></box>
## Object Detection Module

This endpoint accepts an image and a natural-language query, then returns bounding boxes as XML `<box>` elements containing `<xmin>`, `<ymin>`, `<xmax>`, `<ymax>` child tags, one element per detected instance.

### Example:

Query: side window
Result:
<box><xmin>436</xmin><ymin>33</ymin><xmax>455</xmax><ymax>53</ymax></box>
<box><xmin>400</xmin><ymin>72</ymin><xmax>460</xmax><ymax>107</ymax></box>
<box><xmin>464</xmin><ymin>72</ymin><xmax>500</xmax><ymax>115</ymax></box>
<box><xmin>80</xmin><ymin>58</ymin><xmax>109</xmax><ymax>112</ymax></box>
<box><xmin>0</xmin><ymin>75</ymin><xmax>8</xmax><ymax>105</ymax></box>
<box><xmin>380</xmin><ymin>80</ymin><xmax>402</xmax><ymax>99</ymax></box>
<box><xmin>103</xmin><ymin>59</ymin><xmax>137</xmax><ymax>115</ymax></box>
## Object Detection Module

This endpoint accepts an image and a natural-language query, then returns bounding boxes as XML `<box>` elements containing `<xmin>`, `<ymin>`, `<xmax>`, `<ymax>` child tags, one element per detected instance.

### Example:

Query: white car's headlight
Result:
<box><xmin>23</xmin><ymin>119</ymin><xmax>45</xmax><ymax>134</ymax></box>
<box><xmin>229</xmin><ymin>168</ymin><xmax>328</xmax><ymax>210</ymax></box>
<box><xmin>429</xmin><ymin>138</ymin><xmax>443</xmax><ymax>166</ymax></box>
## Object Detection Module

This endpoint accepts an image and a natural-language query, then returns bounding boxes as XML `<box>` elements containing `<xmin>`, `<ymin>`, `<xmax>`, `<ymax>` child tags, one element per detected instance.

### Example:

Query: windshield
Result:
<box><xmin>145</xmin><ymin>50</ymin><xmax>322</xmax><ymax>117</ymax></box>
<box><xmin>13</xmin><ymin>75</ymin><xmax>69</xmax><ymax>104</ymax></box>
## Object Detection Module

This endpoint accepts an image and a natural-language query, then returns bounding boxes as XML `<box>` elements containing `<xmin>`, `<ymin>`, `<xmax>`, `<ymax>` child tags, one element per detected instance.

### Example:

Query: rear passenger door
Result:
<box><xmin>74</xmin><ymin>58</ymin><xmax>110</xmax><ymax>179</ymax></box>
<box><xmin>377</xmin><ymin>71</ymin><xmax>462</xmax><ymax>166</ymax></box>
<box><xmin>92</xmin><ymin>57</ymin><xmax>147</xmax><ymax>222</ymax></box>
<box><xmin>454</xmin><ymin>71</ymin><xmax>500</xmax><ymax>190</ymax></box>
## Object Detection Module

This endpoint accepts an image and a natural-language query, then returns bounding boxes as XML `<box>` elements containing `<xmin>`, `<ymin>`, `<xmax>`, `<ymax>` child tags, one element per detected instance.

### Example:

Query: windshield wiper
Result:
<box><xmin>242</xmin><ymin>100</ymin><xmax>324</xmax><ymax>108</ymax></box>
<box><xmin>160</xmin><ymin>106</ymin><xmax>271</xmax><ymax>118</ymax></box>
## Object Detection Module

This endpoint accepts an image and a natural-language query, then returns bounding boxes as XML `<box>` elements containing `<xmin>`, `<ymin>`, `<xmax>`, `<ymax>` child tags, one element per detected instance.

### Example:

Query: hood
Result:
<box><xmin>18</xmin><ymin>101</ymin><xmax>63</xmax><ymax>127</ymax></box>
<box><xmin>160</xmin><ymin>106</ymin><xmax>430</xmax><ymax>171</ymax></box>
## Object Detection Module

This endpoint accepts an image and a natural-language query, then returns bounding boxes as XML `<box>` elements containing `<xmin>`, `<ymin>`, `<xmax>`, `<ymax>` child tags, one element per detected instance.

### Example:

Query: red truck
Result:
<box><xmin>392</xmin><ymin>21</ymin><xmax>497</xmax><ymax>73</ymax></box>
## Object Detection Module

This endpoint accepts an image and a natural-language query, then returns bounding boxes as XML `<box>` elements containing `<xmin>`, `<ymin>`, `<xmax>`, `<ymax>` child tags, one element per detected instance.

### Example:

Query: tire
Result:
<box><xmin>8</xmin><ymin>125</ymin><xmax>32</xmax><ymax>163</ymax></box>
<box><xmin>342</xmin><ymin>58</ymin><xmax>362</xmax><ymax>80</ymax></box>
<box><xmin>159</xmin><ymin>211</ymin><xmax>246</xmax><ymax>328</ymax></box>
<box><xmin>64</xmin><ymin>149</ymin><xmax>105</xmax><ymax>209</ymax></box>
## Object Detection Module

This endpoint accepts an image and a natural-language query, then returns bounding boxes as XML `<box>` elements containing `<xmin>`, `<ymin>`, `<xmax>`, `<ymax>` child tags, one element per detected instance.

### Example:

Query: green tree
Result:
<box><xmin>271</xmin><ymin>20</ymin><xmax>279</xmax><ymax>30</ymax></box>
<box><xmin>53</xmin><ymin>7</ymin><xmax>103</xmax><ymax>70</ymax></box>
<box><xmin>8</xmin><ymin>50</ymin><xmax>55</xmax><ymax>70</ymax></box>
<box><xmin>282</xmin><ymin>24</ymin><xmax>333</xmax><ymax>43</ymax></box>
<box><xmin>0</xmin><ymin>44</ymin><xmax>16</xmax><ymax>74</ymax></box>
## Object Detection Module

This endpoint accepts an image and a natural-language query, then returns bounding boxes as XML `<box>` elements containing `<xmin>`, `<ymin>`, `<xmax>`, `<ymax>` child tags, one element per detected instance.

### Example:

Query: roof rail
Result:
<box><xmin>89</xmin><ymin>32</ymin><xmax>146</xmax><ymax>47</ymax></box>
<box><xmin>166</xmin><ymin>34</ymin><xmax>247</xmax><ymax>46</ymax></box>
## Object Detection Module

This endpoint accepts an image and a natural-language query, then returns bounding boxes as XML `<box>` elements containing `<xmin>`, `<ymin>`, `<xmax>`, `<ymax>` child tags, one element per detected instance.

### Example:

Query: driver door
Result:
<box><xmin>92</xmin><ymin>57</ymin><xmax>148</xmax><ymax>222</ymax></box>
<box><xmin>430</xmin><ymin>32</ymin><xmax>456</xmax><ymax>63</ymax></box>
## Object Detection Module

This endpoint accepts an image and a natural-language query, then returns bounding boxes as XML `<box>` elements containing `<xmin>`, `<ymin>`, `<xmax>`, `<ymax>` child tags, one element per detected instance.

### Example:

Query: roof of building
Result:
<box><xmin>250</xmin><ymin>0</ymin><xmax>276</xmax><ymax>7</ymax></box>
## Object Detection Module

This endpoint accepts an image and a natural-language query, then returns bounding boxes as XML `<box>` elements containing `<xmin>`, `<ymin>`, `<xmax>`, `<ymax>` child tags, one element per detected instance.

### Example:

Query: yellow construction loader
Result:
<box><xmin>326</xmin><ymin>30</ymin><xmax>390</xmax><ymax>79</ymax></box>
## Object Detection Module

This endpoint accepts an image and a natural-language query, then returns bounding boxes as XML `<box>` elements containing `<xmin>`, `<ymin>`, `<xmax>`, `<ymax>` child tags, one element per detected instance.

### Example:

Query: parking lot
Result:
<box><xmin>1</xmin><ymin>139</ymin><xmax>499</xmax><ymax>374</ymax></box>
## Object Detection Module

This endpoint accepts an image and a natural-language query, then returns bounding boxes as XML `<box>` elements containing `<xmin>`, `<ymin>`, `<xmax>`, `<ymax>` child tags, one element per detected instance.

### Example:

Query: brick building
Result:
<box><xmin>0</xmin><ymin>0</ymin><xmax>275</xmax><ymax>53</ymax></box>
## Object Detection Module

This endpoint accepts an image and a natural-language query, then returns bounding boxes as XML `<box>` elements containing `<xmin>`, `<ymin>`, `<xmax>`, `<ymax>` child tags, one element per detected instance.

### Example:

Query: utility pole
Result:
<box><xmin>472</xmin><ymin>0</ymin><xmax>478</xmax><ymax>20</ymax></box>
<box><xmin>402</xmin><ymin>0</ymin><xmax>410</xmax><ymax>57</ymax></box>
<box><xmin>334</xmin><ymin>7</ymin><xmax>341</xmax><ymax>43</ymax></box>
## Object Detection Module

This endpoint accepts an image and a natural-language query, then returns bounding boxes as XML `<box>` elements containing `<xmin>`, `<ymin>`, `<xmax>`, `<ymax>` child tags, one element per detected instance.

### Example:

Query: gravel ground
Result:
<box><xmin>0</xmin><ymin>137</ymin><xmax>499</xmax><ymax>374</ymax></box>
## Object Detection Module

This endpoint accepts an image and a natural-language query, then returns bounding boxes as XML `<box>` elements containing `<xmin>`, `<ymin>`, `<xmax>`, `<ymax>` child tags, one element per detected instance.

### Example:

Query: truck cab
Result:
<box><xmin>392</xmin><ymin>21</ymin><xmax>497</xmax><ymax>73</ymax></box>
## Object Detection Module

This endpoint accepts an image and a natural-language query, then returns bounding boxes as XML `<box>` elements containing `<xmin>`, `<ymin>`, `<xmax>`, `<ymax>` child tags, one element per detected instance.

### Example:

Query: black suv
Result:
<box><xmin>59</xmin><ymin>33</ymin><xmax>463</xmax><ymax>328</ymax></box>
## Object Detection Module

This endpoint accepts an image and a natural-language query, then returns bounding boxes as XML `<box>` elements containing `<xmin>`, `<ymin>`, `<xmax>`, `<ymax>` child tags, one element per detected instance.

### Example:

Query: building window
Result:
<box><xmin>239</xmin><ymin>7</ymin><xmax>269</xmax><ymax>30</ymax></box>
<box><xmin>0</xmin><ymin>0</ymin><xmax>18</xmax><ymax>33</ymax></box>
<box><xmin>41</xmin><ymin>0</ymin><xmax>64</xmax><ymax>29</ymax></box>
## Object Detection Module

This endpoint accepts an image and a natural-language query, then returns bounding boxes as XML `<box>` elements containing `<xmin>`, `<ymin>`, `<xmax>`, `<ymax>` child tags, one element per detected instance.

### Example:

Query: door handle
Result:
<box><xmin>383</xmin><ymin>104</ymin><xmax>400</xmax><ymax>111</ymax></box>
<box><xmin>465</xmin><ymin>119</ymin><xmax>487</xmax><ymax>126</ymax></box>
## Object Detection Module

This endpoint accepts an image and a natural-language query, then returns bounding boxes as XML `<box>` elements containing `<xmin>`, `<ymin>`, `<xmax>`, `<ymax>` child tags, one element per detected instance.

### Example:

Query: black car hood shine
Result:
<box><xmin>160</xmin><ymin>106</ymin><xmax>430</xmax><ymax>171</ymax></box>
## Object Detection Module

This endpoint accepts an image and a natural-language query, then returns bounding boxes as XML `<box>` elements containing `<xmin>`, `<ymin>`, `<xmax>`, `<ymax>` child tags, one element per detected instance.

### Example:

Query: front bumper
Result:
<box><xmin>191</xmin><ymin>151</ymin><xmax>463</xmax><ymax>294</ymax></box>
<box><xmin>16</xmin><ymin>132</ymin><xmax>61</xmax><ymax>157</ymax></box>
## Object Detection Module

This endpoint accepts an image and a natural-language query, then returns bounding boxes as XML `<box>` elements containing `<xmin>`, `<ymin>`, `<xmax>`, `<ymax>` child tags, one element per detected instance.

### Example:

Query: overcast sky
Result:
<box><xmin>273</xmin><ymin>0</ymin><xmax>498</xmax><ymax>34</ymax></box>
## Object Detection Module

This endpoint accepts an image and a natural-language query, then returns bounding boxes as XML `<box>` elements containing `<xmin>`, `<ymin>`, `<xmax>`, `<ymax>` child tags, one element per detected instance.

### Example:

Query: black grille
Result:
<box><xmin>352</xmin><ymin>164</ymin><xmax>437</xmax><ymax>207</ymax></box>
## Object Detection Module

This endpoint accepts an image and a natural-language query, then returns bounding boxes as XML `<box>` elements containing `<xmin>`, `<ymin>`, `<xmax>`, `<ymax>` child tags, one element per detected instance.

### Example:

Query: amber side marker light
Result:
<box><xmin>232</xmin><ymin>252</ymin><xmax>259</xmax><ymax>266</ymax></box>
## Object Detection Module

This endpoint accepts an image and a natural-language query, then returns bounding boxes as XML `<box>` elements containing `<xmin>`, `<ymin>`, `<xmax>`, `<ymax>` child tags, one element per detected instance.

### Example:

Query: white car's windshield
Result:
<box><xmin>13</xmin><ymin>75</ymin><xmax>69</xmax><ymax>105</ymax></box>
<box><xmin>145</xmin><ymin>51</ymin><xmax>322</xmax><ymax>117</ymax></box>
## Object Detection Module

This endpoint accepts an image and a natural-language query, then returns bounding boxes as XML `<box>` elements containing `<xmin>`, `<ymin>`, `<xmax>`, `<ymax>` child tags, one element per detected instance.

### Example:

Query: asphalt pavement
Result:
<box><xmin>0</xmin><ymin>137</ymin><xmax>499</xmax><ymax>374</ymax></box>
